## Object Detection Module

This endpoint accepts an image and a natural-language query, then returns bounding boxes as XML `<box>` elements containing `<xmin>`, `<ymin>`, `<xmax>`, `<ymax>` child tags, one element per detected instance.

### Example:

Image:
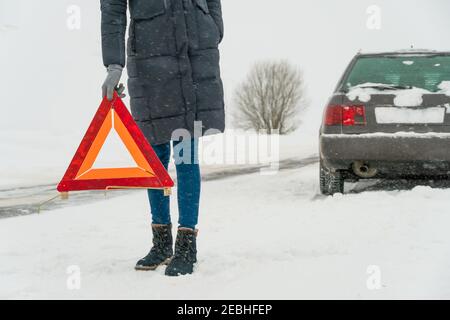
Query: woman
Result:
<box><xmin>100</xmin><ymin>0</ymin><xmax>225</xmax><ymax>276</ymax></box>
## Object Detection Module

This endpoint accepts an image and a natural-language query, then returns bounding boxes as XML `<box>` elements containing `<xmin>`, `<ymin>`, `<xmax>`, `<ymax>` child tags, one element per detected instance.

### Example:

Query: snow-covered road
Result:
<box><xmin>0</xmin><ymin>156</ymin><xmax>318</xmax><ymax>218</ymax></box>
<box><xmin>1</xmin><ymin>162</ymin><xmax>450</xmax><ymax>299</ymax></box>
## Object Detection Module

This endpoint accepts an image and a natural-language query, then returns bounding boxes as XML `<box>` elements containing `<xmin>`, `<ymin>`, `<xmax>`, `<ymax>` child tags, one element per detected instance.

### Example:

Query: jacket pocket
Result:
<box><xmin>193</xmin><ymin>0</ymin><xmax>220</xmax><ymax>50</ymax></box>
<box><xmin>195</xmin><ymin>0</ymin><xmax>210</xmax><ymax>14</ymax></box>
<box><xmin>129</xmin><ymin>0</ymin><xmax>176</xmax><ymax>57</ymax></box>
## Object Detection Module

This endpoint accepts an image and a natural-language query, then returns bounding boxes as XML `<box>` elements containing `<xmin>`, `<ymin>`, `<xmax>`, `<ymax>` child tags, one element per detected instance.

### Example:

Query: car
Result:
<box><xmin>319</xmin><ymin>50</ymin><xmax>450</xmax><ymax>195</ymax></box>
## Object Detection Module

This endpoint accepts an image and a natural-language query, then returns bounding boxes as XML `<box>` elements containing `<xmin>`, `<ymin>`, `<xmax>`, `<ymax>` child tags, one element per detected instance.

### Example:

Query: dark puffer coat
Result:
<box><xmin>101</xmin><ymin>0</ymin><xmax>225</xmax><ymax>145</ymax></box>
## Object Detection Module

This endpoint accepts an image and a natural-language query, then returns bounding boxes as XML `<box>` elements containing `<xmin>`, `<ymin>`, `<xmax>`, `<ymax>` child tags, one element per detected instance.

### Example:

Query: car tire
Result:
<box><xmin>320</xmin><ymin>162</ymin><xmax>344</xmax><ymax>195</ymax></box>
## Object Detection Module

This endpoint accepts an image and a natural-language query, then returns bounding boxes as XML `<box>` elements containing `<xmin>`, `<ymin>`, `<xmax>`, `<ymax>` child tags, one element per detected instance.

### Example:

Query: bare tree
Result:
<box><xmin>233</xmin><ymin>60</ymin><xmax>308</xmax><ymax>134</ymax></box>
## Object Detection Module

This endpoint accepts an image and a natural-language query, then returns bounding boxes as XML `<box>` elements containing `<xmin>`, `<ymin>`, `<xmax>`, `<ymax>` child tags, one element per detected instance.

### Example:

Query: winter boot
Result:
<box><xmin>135</xmin><ymin>224</ymin><xmax>173</xmax><ymax>271</ymax></box>
<box><xmin>165</xmin><ymin>228</ymin><xmax>198</xmax><ymax>276</ymax></box>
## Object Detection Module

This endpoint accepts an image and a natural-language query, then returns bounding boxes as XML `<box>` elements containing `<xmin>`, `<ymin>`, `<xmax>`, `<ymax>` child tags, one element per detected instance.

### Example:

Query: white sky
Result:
<box><xmin>1</xmin><ymin>0</ymin><xmax>450</xmax><ymax>135</ymax></box>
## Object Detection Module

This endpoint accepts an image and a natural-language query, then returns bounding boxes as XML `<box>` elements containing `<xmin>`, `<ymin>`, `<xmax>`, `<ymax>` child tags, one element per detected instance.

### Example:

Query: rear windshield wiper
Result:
<box><xmin>353</xmin><ymin>84</ymin><xmax>414</xmax><ymax>91</ymax></box>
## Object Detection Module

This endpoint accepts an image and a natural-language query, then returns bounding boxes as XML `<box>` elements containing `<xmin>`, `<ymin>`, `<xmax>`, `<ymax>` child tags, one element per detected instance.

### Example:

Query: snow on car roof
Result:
<box><xmin>357</xmin><ymin>49</ymin><xmax>450</xmax><ymax>57</ymax></box>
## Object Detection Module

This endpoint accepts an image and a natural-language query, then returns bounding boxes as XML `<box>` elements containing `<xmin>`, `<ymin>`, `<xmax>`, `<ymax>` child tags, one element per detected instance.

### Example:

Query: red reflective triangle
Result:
<box><xmin>57</xmin><ymin>93</ymin><xmax>174</xmax><ymax>193</ymax></box>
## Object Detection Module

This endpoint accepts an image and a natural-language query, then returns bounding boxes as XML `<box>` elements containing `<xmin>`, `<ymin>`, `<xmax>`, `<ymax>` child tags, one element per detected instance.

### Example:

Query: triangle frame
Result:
<box><xmin>57</xmin><ymin>93</ymin><xmax>174</xmax><ymax>193</ymax></box>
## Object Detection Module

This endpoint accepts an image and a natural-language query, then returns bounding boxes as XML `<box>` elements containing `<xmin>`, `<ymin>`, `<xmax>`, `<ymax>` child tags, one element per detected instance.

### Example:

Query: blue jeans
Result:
<box><xmin>148</xmin><ymin>139</ymin><xmax>201</xmax><ymax>230</ymax></box>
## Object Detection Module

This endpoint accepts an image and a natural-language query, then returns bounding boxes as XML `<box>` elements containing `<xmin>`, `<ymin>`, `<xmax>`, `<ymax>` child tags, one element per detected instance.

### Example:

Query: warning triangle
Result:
<box><xmin>57</xmin><ymin>93</ymin><xmax>174</xmax><ymax>193</ymax></box>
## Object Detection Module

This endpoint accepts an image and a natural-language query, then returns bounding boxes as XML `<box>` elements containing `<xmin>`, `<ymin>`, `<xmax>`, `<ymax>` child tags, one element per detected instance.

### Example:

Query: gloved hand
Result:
<box><xmin>102</xmin><ymin>64</ymin><xmax>126</xmax><ymax>101</ymax></box>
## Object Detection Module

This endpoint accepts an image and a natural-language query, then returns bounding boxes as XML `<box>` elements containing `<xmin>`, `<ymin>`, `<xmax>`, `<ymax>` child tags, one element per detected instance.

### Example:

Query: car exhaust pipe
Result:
<box><xmin>352</xmin><ymin>161</ymin><xmax>378</xmax><ymax>178</ymax></box>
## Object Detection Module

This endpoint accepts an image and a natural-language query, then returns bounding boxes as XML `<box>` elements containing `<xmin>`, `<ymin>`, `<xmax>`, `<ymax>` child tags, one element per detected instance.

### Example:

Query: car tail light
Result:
<box><xmin>324</xmin><ymin>105</ymin><xmax>366</xmax><ymax>126</ymax></box>
<box><xmin>324</xmin><ymin>105</ymin><xmax>343</xmax><ymax>126</ymax></box>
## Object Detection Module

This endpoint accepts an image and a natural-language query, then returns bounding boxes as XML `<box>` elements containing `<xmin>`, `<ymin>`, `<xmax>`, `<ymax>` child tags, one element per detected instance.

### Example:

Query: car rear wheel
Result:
<box><xmin>320</xmin><ymin>162</ymin><xmax>344</xmax><ymax>195</ymax></box>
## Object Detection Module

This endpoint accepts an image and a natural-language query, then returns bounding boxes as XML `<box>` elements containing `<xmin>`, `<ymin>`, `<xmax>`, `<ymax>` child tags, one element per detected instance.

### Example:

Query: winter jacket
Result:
<box><xmin>101</xmin><ymin>0</ymin><xmax>225</xmax><ymax>145</ymax></box>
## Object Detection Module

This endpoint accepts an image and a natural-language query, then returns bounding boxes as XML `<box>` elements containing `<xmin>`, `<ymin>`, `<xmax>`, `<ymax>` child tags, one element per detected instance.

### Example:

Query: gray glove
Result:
<box><xmin>102</xmin><ymin>64</ymin><xmax>126</xmax><ymax>101</ymax></box>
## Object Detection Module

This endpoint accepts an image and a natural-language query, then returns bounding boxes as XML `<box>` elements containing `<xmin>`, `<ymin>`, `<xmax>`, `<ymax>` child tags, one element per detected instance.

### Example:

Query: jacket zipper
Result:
<box><xmin>130</xmin><ymin>19</ymin><xmax>136</xmax><ymax>54</ymax></box>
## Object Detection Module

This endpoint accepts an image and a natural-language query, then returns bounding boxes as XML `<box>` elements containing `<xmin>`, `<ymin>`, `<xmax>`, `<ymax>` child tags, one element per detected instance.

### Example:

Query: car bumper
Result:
<box><xmin>320</xmin><ymin>133</ymin><xmax>450</xmax><ymax>176</ymax></box>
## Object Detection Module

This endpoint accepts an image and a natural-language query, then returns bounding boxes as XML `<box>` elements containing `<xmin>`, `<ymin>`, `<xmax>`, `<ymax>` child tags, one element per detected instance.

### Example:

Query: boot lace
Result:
<box><xmin>150</xmin><ymin>228</ymin><xmax>170</xmax><ymax>255</ymax></box>
<box><xmin>174</xmin><ymin>234</ymin><xmax>195</xmax><ymax>262</ymax></box>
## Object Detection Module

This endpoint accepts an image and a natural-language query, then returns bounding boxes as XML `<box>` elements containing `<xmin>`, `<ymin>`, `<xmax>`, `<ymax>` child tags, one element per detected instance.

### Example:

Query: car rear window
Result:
<box><xmin>342</xmin><ymin>55</ymin><xmax>450</xmax><ymax>92</ymax></box>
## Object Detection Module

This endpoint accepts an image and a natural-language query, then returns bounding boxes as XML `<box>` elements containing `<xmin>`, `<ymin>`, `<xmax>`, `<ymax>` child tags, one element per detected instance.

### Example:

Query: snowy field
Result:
<box><xmin>1</xmin><ymin>160</ymin><xmax>450</xmax><ymax>299</ymax></box>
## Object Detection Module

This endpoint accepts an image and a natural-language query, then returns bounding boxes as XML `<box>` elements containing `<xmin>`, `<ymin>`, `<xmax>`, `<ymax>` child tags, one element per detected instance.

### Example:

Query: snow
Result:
<box><xmin>393</xmin><ymin>88</ymin><xmax>430</xmax><ymax>107</ymax></box>
<box><xmin>1</xmin><ymin>162</ymin><xmax>450</xmax><ymax>299</ymax></box>
<box><xmin>347</xmin><ymin>83</ymin><xmax>450</xmax><ymax>107</ymax></box>
<box><xmin>388</xmin><ymin>49</ymin><xmax>439</xmax><ymax>55</ymax></box>
<box><xmin>375</xmin><ymin>107</ymin><xmax>445</xmax><ymax>124</ymax></box>
<box><xmin>346</xmin><ymin>83</ymin><xmax>385</xmax><ymax>103</ymax></box>
<box><xmin>323</xmin><ymin>132</ymin><xmax>450</xmax><ymax>139</ymax></box>
<box><xmin>0</xmin><ymin>130</ymin><xmax>80</xmax><ymax>189</ymax></box>
<box><xmin>445</xmin><ymin>104</ymin><xmax>450</xmax><ymax>114</ymax></box>
<box><xmin>438</xmin><ymin>81</ymin><xmax>450</xmax><ymax>96</ymax></box>
<box><xmin>346</xmin><ymin>83</ymin><xmax>430</xmax><ymax>107</ymax></box>
<box><xmin>93</xmin><ymin>129</ymin><xmax>139</xmax><ymax>169</ymax></box>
